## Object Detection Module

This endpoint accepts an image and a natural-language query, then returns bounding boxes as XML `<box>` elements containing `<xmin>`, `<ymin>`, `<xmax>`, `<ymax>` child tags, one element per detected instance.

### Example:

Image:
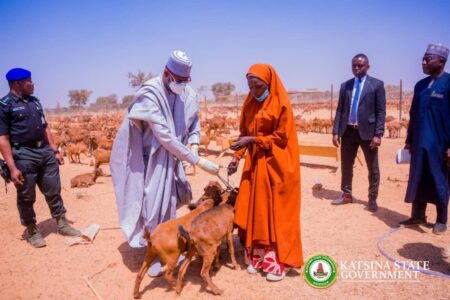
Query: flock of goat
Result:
<box><xmin>47</xmin><ymin>100</ymin><xmax>409</xmax><ymax>189</ymax></box>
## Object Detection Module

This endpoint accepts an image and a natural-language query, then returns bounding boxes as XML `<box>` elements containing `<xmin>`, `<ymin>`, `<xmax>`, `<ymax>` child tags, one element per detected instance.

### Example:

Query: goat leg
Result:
<box><xmin>201</xmin><ymin>254</ymin><xmax>223</xmax><ymax>295</ymax></box>
<box><xmin>133</xmin><ymin>249</ymin><xmax>157</xmax><ymax>299</ymax></box>
<box><xmin>213</xmin><ymin>245</ymin><xmax>221</xmax><ymax>271</ymax></box>
<box><xmin>227</xmin><ymin>226</ymin><xmax>239</xmax><ymax>270</ymax></box>
<box><xmin>162</xmin><ymin>255</ymin><xmax>179</xmax><ymax>287</ymax></box>
<box><xmin>176</xmin><ymin>247</ymin><xmax>195</xmax><ymax>294</ymax></box>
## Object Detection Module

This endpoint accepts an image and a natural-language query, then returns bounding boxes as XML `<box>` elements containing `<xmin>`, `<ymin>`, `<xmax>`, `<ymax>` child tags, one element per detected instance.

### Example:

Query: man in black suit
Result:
<box><xmin>331</xmin><ymin>53</ymin><xmax>386</xmax><ymax>212</ymax></box>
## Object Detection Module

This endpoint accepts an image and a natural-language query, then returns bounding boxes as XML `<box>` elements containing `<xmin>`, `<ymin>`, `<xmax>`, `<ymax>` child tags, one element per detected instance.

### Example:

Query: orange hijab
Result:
<box><xmin>234</xmin><ymin>63</ymin><xmax>303</xmax><ymax>267</ymax></box>
<box><xmin>245</xmin><ymin>64</ymin><xmax>290</xmax><ymax>110</ymax></box>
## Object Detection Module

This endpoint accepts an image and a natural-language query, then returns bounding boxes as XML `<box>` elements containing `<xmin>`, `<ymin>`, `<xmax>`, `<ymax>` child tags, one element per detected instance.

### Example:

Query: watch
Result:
<box><xmin>53</xmin><ymin>149</ymin><xmax>60</xmax><ymax>154</ymax></box>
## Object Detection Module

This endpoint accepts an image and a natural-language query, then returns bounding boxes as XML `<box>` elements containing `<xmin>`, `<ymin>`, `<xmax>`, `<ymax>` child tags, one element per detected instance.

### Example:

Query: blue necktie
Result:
<box><xmin>349</xmin><ymin>78</ymin><xmax>362</xmax><ymax>124</ymax></box>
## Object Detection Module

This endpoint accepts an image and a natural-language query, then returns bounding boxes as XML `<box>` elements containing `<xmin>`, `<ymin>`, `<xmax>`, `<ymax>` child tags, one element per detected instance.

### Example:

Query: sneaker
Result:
<box><xmin>399</xmin><ymin>217</ymin><xmax>427</xmax><ymax>227</ymax></box>
<box><xmin>56</xmin><ymin>214</ymin><xmax>81</xmax><ymax>236</ymax></box>
<box><xmin>247</xmin><ymin>264</ymin><xmax>260</xmax><ymax>274</ymax></box>
<box><xmin>432</xmin><ymin>222</ymin><xmax>447</xmax><ymax>235</ymax></box>
<box><xmin>331</xmin><ymin>194</ymin><xmax>353</xmax><ymax>205</ymax></box>
<box><xmin>263</xmin><ymin>249</ymin><xmax>284</xmax><ymax>275</ymax></box>
<box><xmin>27</xmin><ymin>225</ymin><xmax>46</xmax><ymax>248</ymax></box>
<box><xmin>266</xmin><ymin>271</ymin><xmax>286</xmax><ymax>282</ymax></box>
<box><xmin>148</xmin><ymin>258</ymin><xmax>162</xmax><ymax>277</ymax></box>
<box><xmin>251</xmin><ymin>248</ymin><xmax>265</xmax><ymax>270</ymax></box>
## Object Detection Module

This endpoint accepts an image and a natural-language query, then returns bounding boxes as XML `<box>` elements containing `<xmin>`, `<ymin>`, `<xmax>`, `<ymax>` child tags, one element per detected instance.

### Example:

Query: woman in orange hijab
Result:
<box><xmin>228</xmin><ymin>64</ymin><xmax>303</xmax><ymax>281</ymax></box>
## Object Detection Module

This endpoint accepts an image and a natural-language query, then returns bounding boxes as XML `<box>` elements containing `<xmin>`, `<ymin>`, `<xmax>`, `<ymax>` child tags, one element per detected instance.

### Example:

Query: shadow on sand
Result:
<box><xmin>311</xmin><ymin>187</ymin><xmax>419</xmax><ymax>230</ymax></box>
<box><xmin>397</xmin><ymin>242</ymin><xmax>450</xmax><ymax>275</ymax></box>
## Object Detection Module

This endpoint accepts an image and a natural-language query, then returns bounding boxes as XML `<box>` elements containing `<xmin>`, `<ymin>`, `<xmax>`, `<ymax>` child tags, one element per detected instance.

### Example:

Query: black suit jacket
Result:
<box><xmin>332</xmin><ymin>75</ymin><xmax>386</xmax><ymax>141</ymax></box>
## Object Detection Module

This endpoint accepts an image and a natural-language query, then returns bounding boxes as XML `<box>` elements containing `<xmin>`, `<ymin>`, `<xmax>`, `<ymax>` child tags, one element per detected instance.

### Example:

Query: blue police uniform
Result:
<box><xmin>0</xmin><ymin>92</ymin><xmax>66</xmax><ymax>226</ymax></box>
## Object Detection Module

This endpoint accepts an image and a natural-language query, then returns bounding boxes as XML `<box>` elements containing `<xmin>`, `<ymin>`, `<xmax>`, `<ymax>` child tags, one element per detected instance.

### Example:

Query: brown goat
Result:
<box><xmin>90</xmin><ymin>149</ymin><xmax>111</xmax><ymax>169</ymax></box>
<box><xmin>176</xmin><ymin>189</ymin><xmax>239</xmax><ymax>295</ymax></box>
<box><xmin>133</xmin><ymin>181</ymin><xmax>224</xmax><ymax>299</ymax></box>
<box><xmin>66</xmin><ymin>142</ymin><xmax>89</xmax><ymax>163</ymax></box>
<box><xmin>70</xmin><ymin>168</ymin><xmax>104</xmax><ymax>188</ymax></box>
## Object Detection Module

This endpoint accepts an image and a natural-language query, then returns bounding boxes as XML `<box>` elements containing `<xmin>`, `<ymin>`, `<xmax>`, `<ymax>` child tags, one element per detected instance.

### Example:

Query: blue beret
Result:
<box><xmin>5</xmin><ymin>68</ymin><xmax>32</xmax><ymax>81</ymax></box>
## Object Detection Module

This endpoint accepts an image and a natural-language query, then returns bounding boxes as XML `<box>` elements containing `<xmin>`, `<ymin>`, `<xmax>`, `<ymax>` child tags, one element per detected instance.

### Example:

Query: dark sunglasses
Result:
<box><xmin>166</xmin><ymin>68</ymin><xmax>191</xmax><ymax>84</ymax></box>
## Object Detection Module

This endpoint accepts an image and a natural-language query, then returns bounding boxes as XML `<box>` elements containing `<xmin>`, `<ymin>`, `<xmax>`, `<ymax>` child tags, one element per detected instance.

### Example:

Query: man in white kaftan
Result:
<box><xmin>110</xmin><ymin>50</ymin><xmax>219</xmax><ymax>275</ymax></box>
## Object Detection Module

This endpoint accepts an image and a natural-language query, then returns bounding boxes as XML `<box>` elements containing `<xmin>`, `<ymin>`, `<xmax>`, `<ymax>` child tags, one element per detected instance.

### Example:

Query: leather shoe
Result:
<box><xmin>399</xmin><ymin>217</ymin><xmax>427</xmax><ymax>227</ymax></box>
<box><xmin>331</xmin><ymin>195</ymin><xmax>353</xmax><ymax>205</ymax></box>
<box><xmin>368</xmin><ymin>200</ymin><xmax>378</xmax><ymax>212</ymax></box>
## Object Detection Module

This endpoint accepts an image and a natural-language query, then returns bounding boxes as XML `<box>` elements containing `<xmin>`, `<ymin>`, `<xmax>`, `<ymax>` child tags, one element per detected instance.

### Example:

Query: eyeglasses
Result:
<box><xmin>166</xmin><ymin>68</ymin><xmax>191</xmax><ymax>84</ymax></box>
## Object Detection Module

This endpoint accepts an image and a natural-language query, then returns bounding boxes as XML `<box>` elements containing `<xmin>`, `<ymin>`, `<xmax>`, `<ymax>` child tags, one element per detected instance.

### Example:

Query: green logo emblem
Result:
<box><xmin>304</xmin><ymin>254</ymin><xmax>337</xmax><ymax>288</ymax></box>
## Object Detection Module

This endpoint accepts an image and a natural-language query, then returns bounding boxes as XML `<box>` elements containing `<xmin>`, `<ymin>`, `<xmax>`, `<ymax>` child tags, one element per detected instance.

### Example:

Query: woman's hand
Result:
<box><xmin>227</xmin><ymin>157</ymin><xmax>240</xmax><ymax>176</ymax></box>
<box><xmin>230</xmin><ymin>136</ymin><xmax>256</xmax><ymax>151</ymax></box>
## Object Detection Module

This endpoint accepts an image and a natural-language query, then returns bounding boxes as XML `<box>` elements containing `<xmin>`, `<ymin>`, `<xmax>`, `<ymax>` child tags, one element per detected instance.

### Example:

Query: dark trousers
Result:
<box><xmin>411</xmin><ymin>159</ymin><xmax>448</xmax><ymax>224</ymax></box>
<box><xmin>412</xmin><ymin>201</ymin><xmax>448</xmax><ymax>224</ymax></box>
<box><xmin>340</xmin><ymin>126</ymin><xmax>380</xmax><ymax>201</ymax></box>
<box><xmin>12</xmin><ymin>146</ymin><xmax>66</xmax><ymax>226</ymax></box>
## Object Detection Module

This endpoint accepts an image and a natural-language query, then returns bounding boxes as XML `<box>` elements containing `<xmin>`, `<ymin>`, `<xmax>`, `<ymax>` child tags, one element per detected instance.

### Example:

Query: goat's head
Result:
<box><xmin>188</xmin><ymin>181</ymin><xmax>224</xmax><ymax>210</ymax></box>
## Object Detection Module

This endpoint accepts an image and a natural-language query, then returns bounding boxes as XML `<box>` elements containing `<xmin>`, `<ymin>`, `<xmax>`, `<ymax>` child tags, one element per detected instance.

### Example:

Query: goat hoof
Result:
<box><xmin>212</xmin><ymin>288</ymin><xmax>224</xmax><ymax>295</ymax></box>
<box><xmin>133</xmin><ymin>292</ymin><xmax>141</xmax><ymax>299</ymax></box>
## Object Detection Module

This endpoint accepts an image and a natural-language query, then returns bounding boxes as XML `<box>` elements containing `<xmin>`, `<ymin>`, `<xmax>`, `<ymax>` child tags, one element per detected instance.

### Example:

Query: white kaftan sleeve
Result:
<box><xmin>128</xmin><ymin>97</ymin><xmax>200</xmax><ymax>165</ymax></box>
<box><xmin>187</xmin><ymin>114</ymin><xmax>200</xmax><ymax>145</ymax></box>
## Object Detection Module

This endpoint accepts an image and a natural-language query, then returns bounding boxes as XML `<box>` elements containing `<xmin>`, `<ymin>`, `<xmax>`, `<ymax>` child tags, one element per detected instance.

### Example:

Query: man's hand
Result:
<box><xmin>370</xmin><ymin>136</ymin><xmax>382</xmax><ymax>149</ymax></box>
<box><xmin>196</xmin><ymin>157</ymin><xmax>220</xmax><ymax>175</ymax></box>
<box><xmin>10</xmin><ymin>167</ymin><xmax>24</xmax><ymax>185</ymax></box>
<box><xmin>183</xmin><ymin>144</ymin><xmax>200</xmax><ymax>170</ymax></box>
<box><xmin>55</xmin><ymin>153</ymin><xmax>64</xmax><ymax>165</ymax></box>
<box><xmin>227</xmin><ymin>157</ymin><xmax>239</xmax><ymax>176</ymax></box>
<box><xmin>230</xmin><ymin>136</ymin><xmax>255</xmax><ymax>151</ymax></box>
<box><xmin>332</xmin><ymin>134</ymin><xmax>340</xmax><ymax>148</ymax></box>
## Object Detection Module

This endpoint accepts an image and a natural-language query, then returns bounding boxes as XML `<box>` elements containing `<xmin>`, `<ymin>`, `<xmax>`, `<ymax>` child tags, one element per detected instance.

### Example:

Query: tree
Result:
<box><xmin>211</xmin><ymin>82</ymin><xmax>235</xmax><ymax>102</ymax></box>
<box><xmin>68</xmin><ymin>89</ymin><xmax>92</xmax><ymax>110</ymax></box>
<box><xmin>127</xmin><ymin>70</ymin><xmax>154</xmax><ymax>89</ymax></box>
<box><xmin>90</xmin><ymin>94</ymin><xmax>118</xmax><ymax>111</ymax></box>
<box><xmin>121</xmin><ymin>95</ymin><xmax>134</xmax><ymax>108</ymax></box>
<box><xmin>197</xmin><ymin>85</ymin><xmax>209</xmax><ymax>97</ymax></box>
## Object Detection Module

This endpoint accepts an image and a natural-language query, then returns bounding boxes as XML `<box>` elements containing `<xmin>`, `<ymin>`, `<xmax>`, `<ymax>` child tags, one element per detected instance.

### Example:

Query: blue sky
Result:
<box><xmin>1</xmin><ymin>0</ymin><xmax>449</xmax><ymax>108</ymax></box>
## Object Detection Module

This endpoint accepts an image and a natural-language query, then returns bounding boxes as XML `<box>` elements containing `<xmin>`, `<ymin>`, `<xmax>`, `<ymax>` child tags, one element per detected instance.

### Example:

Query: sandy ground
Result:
<box><xmin>0</xmin><ymin>131</ymin><xmax>449</xmax><ymax>300</ymax></box>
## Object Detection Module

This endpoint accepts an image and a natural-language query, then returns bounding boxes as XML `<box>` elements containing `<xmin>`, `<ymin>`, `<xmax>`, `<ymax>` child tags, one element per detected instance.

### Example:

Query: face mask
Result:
<box><xmin>255</xmin><ymin>88</ymin><xmax>269</xmax><ymax>102</ymax></box>
<box><xmin>169</xmin><ymin>81</ymin><xmax>186</xmax><ymax>95</ymax></box>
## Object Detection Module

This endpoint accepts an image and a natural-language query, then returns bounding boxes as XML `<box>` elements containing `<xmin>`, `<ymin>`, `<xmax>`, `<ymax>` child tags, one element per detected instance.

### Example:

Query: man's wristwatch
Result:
<box><xmin>53</xmin><ymin>149</ymin><xmax>60</xmax><ymax>154</ymax></box>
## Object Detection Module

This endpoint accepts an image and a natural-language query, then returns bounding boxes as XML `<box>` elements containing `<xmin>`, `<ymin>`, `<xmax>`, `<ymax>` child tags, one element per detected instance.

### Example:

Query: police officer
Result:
<box><xmin>0</xmin><ymin>68</ymin><xmax>80</xmax><ymax>248</ymax></box>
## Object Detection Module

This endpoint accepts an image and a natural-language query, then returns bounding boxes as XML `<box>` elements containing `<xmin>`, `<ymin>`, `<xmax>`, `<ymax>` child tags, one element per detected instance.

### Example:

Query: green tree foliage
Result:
<box><xmin>90</xmin><ymin>94</ymin><xmax>118</xmax><ymax>111</ymax></box>
<box><xmin>127</xmin><ymin>70</ymin><xmax>154</xmax><ymax>89</ymax></box>
<box><xmin>68</xmin><ymin>89</ymin><xmax>92</xmax><ymax>110</ymax></box>
<box><xmin>211</xmin><ymin>82</ymin><xmax>235</xmax><ymax>102</ymax></box>
<box><xmin>121</xmin><ymin>95</ymin><xmax>134</xmax><ymax>108</ymax></box>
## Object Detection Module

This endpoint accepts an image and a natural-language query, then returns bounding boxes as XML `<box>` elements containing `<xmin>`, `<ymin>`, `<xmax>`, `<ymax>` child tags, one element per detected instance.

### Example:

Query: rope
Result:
<box><xmin>377</xmin><ymin>226</ymin><xmax>450</xmax><ymax>279</ymax></box>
